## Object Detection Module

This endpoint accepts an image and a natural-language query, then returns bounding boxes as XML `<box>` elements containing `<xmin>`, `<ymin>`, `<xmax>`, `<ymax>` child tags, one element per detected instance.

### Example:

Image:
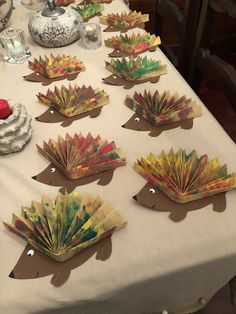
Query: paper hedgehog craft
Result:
<box><xmin>124</xmin><ymin>90</ymin><xmax>202</xmax><ymax>126</ymax></box>
<box><xmin>99</xmin><ymin>10</ymin><xmax>149</xmax><ymax>32</ymax></box>
<box><xmin>134</xmin><ymin>148</ymin><xmax>236</xmax><ymax>204</ymax></box>
<box><xmin>24</xmin><ymin>54</ymin><xmax>85</xmax><ymax>86</ymax></box>
<box><xmin>4</xmin><ymin>191</ymin><xmax>127</xmax><ymax>262</ymax></box>
<box><xmin>72</xmin><ymin>3</ymin><xmax>104</xmax><ymax>21</ymax></box>
<box><xmin>34</xmin><ymin>132</ymin><xmax>126</xmax><ymax>192</ymax></box>
<box><xmin>103</xmin><ymin>56</ymin><xmax>167</xmax><ymax>89</ymax></box>
<box><xmin>104</xmin><ymin>32</ymin><xmax>161</xmax><ymax>57</ymax></box>
<box><xmin>133</xmin><ymin>149</ymin><xmax>236</xmax><ymax>221</ymax></box>
<box><xmin>36</xmin><ymin>84</ymin><xmax>109</xmax><ymax>127</ymax></box>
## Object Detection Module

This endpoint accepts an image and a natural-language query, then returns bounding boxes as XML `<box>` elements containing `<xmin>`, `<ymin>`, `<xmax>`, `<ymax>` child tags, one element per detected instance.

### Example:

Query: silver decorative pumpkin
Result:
<box><xmin>28</xmin><ymin>0</ymin><xmax>83</xmax><ymax>48</ymax></box>
<box><xmin>0</xmin><ymin>0</ymin><xmax>13</xmax><ymax>31</ymax></box>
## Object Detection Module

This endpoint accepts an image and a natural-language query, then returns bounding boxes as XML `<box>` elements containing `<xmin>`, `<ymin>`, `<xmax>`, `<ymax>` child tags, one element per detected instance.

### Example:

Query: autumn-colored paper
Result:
<box><xmin>28</xmin><ymin>54</ymin><xmax>85</xmax><ymax>79</ymax></box>
<box><xmin>72</xmin><ymin>3</ymin><xmax>104</xmax><ymax>20</ymax></box>
<box><xmin>125</xmin><ymin>90</ymin><xmax>202</xmax><ymax>126</ymax></box>
<box><xmin>104</xmin><ymin>32</ymin><xmax>161</xmax><ymax>56</ymax></box>
<box><xmin>81</xmin><ymin>0</ymin><xmax>111</xmax><ymax>3</ymax></box>
<box><xmin>134</xmin><ymin>149</ymin><xmax>236</xmax><ymax>203</ymax></box>
<box><xmin>37</xmin><ymin>84</ymin><xmax>109</xmax><ymax>117</ymax></box>
<box><xmin>55</xmin><ymin>0</ymin><xmax>75</xmax><ymax>6</ymax></box>
<box><xmin>99</xmin><ymin>11</ymin><xmax>149</xmax><ymax>29</ymax></box>
<box><xmin>4</xmin><ymin>192</ymin><xmax>127</xmax><ymax>262</ymax></box>
<box><xmin>105</xmin><ymin>56</ymin><xmax>167</xmax><ymax>81</ymax></box>
<box><xmin>37</xmin><ymin>133</ymin><xmax>126</xmax><ymax>180</ymax></box>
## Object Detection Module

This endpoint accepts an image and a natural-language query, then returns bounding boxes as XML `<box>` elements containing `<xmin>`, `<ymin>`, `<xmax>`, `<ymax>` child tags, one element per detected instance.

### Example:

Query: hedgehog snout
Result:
<box><xmin>9</xmin><ymin>271</ymin><xmax>15</xmax><ymax>278</ymax></box>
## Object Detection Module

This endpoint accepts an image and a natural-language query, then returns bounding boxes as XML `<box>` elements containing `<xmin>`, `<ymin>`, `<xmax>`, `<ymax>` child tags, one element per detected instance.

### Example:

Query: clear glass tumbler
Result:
<box><xmin>80</xmin><ymin>23</ymin><xmax>102</xmax><ymax>50</ymax></box>
<box><xmin>21</xmin><ymin>0</ymin><xmax>47</xmax><ymax>11</ymax></box>
<box><xmin>0</xmin><ymin>28</ymin><xmax>31</xmax><ymax>64</ymax></box>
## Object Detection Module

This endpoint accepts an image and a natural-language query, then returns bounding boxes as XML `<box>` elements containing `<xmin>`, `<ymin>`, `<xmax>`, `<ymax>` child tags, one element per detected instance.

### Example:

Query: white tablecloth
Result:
<box><xmin>1</xmin><ymin>1</ymin><xmax>236</xmax><ymax>314</ymax></box>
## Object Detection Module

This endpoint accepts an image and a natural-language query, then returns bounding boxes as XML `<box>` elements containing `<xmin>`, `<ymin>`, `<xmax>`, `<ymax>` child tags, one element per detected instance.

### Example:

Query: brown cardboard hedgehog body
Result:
<box><xmin>9</xmin><ymin>237</ymin><xmax>112</xmax><ymax>287</ymax></box>
<box><xmin>122</xmin><ymin>113</ymin><xmax>193</xmax><ymax>137</ymax></box>
<box><xmin>32</xmin><ymin>163</ymin><xmax>115</xmax><ymax>193</ymax></box>
<box><xmin>36</xmin><ymin>106</ymin><xmax>102</xmax><ymax>127</ymax></box>
<box><xmin>133</xmin><ymin>183</ymin><xmax>226</xmax><ymax>222</ymax></box>
<box><xmin>24</xmin><ymin>72</ymin><xmax>79</xmax><ymax>86</ymax></box>
<box><xmin>103</xmin><ymin>74</ymin><xmax>160</xmax><ymax>90</ymax></box>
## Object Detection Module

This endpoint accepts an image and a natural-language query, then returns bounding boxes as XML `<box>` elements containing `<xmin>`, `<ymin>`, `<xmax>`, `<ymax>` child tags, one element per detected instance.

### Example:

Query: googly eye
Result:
<box><xmin>27</xmin><ymin>249</ymin><xmax>34</xmax><ymax>257</ymax></box>
<box><xmin>50</xmin><ymin>110</ymin><xmax>54</xmax><ymax>114</ymax></box>
<box><xmin>149</xmin><ymin>188</ymin><xmax>156</xmax><ymax>194</ymax></box>
<box><xmin>50</xmin><ymin>168</ymin><xmax>56</xmax><ymax>173</ymax></box>
<box><xmin>135</xmin><ymin>117</ymin><xmax>140</xmax><ymax>122</ymax></box>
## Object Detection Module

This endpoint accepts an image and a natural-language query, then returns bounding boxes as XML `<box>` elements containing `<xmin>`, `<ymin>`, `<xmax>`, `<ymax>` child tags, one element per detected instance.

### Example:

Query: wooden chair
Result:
<box><xmin>188</xmin><ymin>0</ymin><xmax>236</xmax><ymax>110</ymax></box>
<box><xmin>154</xmin><ymin>0</ymin><xmax>202</xmax><ymax>78</ymax></box>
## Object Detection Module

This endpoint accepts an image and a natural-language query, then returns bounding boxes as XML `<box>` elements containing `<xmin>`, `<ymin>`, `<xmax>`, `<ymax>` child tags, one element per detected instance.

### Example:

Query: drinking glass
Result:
<box><xmin>0</xmin><ymin>28</ymin><xmax>31</xmax><ymax>64</ymax></box>
<box><xmin>21</xmin><ymin>0</ymin><xmax>47</xmax><ymax>11</ymax></box>
<box><xmin>80</xmin><ymin>23</ymin><xmax>102</xmax><ymax>50</ymax></box>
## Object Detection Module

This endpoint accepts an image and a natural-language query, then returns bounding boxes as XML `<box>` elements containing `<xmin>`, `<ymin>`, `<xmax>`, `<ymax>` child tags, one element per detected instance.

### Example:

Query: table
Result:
<box><xmin>0</xmin><ymin>1</ymin><xmax>236</xmax><ymax>313</ymax></box>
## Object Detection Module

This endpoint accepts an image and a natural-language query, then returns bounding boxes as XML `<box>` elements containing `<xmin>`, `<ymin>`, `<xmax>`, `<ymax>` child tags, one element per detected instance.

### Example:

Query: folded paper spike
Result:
<box><xmin>134</xmin><ymin>148</ymin><xmax>236</xmax><ymax>203</ymax></box>
<box><xmin>72</xmin><ymin>3</ymin><xmax>104</xmax><ymax>21</ymax></box>
<box><xmin>4</xmin><ymin>191</ymin><xmax>127</xmax><ymax>262</ymax></box>
<box><xmin>28</xmin><ymin>54</ymin><xmax>85</xmax><ymax>79</ymax></box>
<box><xmin>106</xmin><ymin>56</ymin><xmax>167</xmax><ymax>81</ymax></box>
<box><xmin>104</xmin><ymin>32</ymin><xmax>161</xmax><ymax>55</ymax></box>
<box><xmin>99</xmin><ymin>10</ymin><xmax>149</xmax><ymax>29</ymax></box>
<box><xmin>37</xmin><ymin>84</ymin><xmax>109</xmax><ymax>117</ymax></box>
<box><xmin>80</xmin><ymin>0</ymin><xmax>111</xmax><ymax>3</ymax></box>
<box><xmin>125</xmin><ymin>90</ymin><xmax>202</xmax><ymax>126</ymax></box>
<box><xmin>37</xmin><ymin>132</ymin><xmax>126</xmax><ymax>180</ymax></box>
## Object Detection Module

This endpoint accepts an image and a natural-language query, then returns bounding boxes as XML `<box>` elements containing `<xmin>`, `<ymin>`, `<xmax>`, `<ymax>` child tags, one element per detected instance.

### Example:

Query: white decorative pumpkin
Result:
<box><xmin>0</xmin><ymin>100</ymin><xmax>32</xmax><ymax>154</ymax></box>
<box><xmin>0</xmin><ymin>0</ymin><xmax>13</xmax><ymax>31</ymax></box>
<box><xmin>28</xmin><ymin>0</ymin><xmax>83</xmax><ymax>48</ymax></box>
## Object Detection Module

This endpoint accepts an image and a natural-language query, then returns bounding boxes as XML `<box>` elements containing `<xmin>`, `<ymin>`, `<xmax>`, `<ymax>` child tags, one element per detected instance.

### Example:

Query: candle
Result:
<box><xmin>7</xmin><ymin>40</ymin><xmax>24</xmax><ymax>56</ymax></box>
<box><xmin>82</xmin><ymin>23</ymin><xmax>101</xmax><ymax>49</ymax></box>
<box><xmin>0</xmin><ymin>99</ymin><xmax>12</xmax><ymax>119</ymax></box>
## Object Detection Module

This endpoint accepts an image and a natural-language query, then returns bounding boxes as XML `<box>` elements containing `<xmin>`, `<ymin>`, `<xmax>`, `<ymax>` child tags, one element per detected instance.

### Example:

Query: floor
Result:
<box><xmin>195</xmin><ymin>283</ymin><xmax>235</xmax><ymax>314</ymax></box>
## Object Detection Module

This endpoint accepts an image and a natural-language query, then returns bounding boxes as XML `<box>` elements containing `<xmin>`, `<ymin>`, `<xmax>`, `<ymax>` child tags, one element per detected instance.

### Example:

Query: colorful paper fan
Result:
<box><xmin>134</xmin><ymin>149</ymin><xmax>236</xmax><ymax>203</ymax></box>
<box><xmin>80</xmin><ymin>0</ymin><xmax>111</xmax><ymax>3</ymax></box>
<box><xmin>37</xmin><ymin>132</ymin><xmax>126</xmax><ymax>180</ymax></box>
<box><xmin>125</xmin><ymin>90</ymin><xmax>202</xmax><ymax>126</ymax></box>
<box><xmin>4</xmin><ymin>192</ymin><xmax>127</xmax><ymax>262</ymax></box>
<box><xmin>28</xmin><ymin>54</ymin><xmax>85</xmax><ymax>79</ymax></box>
<box><xmin>99</xmin><ymin>10</ymin><xmax>149</xmax><ymax>30</ymax></box>
<box><xmin>37</xmin><ymin>84</ymin><xmax>109</xmax><ymax>117</ymax></box>
<box><xmin>55</xmin><ymin>0</ymin><xmax>75</xmax><ymax>6</ymax></box>
<box><xmin>72</xmin><ymin>3</ymin><xmax>104</xmax><ymax>21</ymax></box>
<box><xmin>104</xmin><ymin>32</ymin><xmax>161</xmax><ymax>56</ymax></box>
<box><xmin>105</xmin><ymin>56</ymin><xmax>167</xmax><ymax>81</ymax></box>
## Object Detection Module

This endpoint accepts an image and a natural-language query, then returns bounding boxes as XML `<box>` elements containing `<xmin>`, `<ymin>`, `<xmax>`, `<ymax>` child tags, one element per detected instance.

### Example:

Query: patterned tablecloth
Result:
<box><xmin>0</xmin><ymin>1</ymin><xmax>236</xmax><ymax>313</ymax></box>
